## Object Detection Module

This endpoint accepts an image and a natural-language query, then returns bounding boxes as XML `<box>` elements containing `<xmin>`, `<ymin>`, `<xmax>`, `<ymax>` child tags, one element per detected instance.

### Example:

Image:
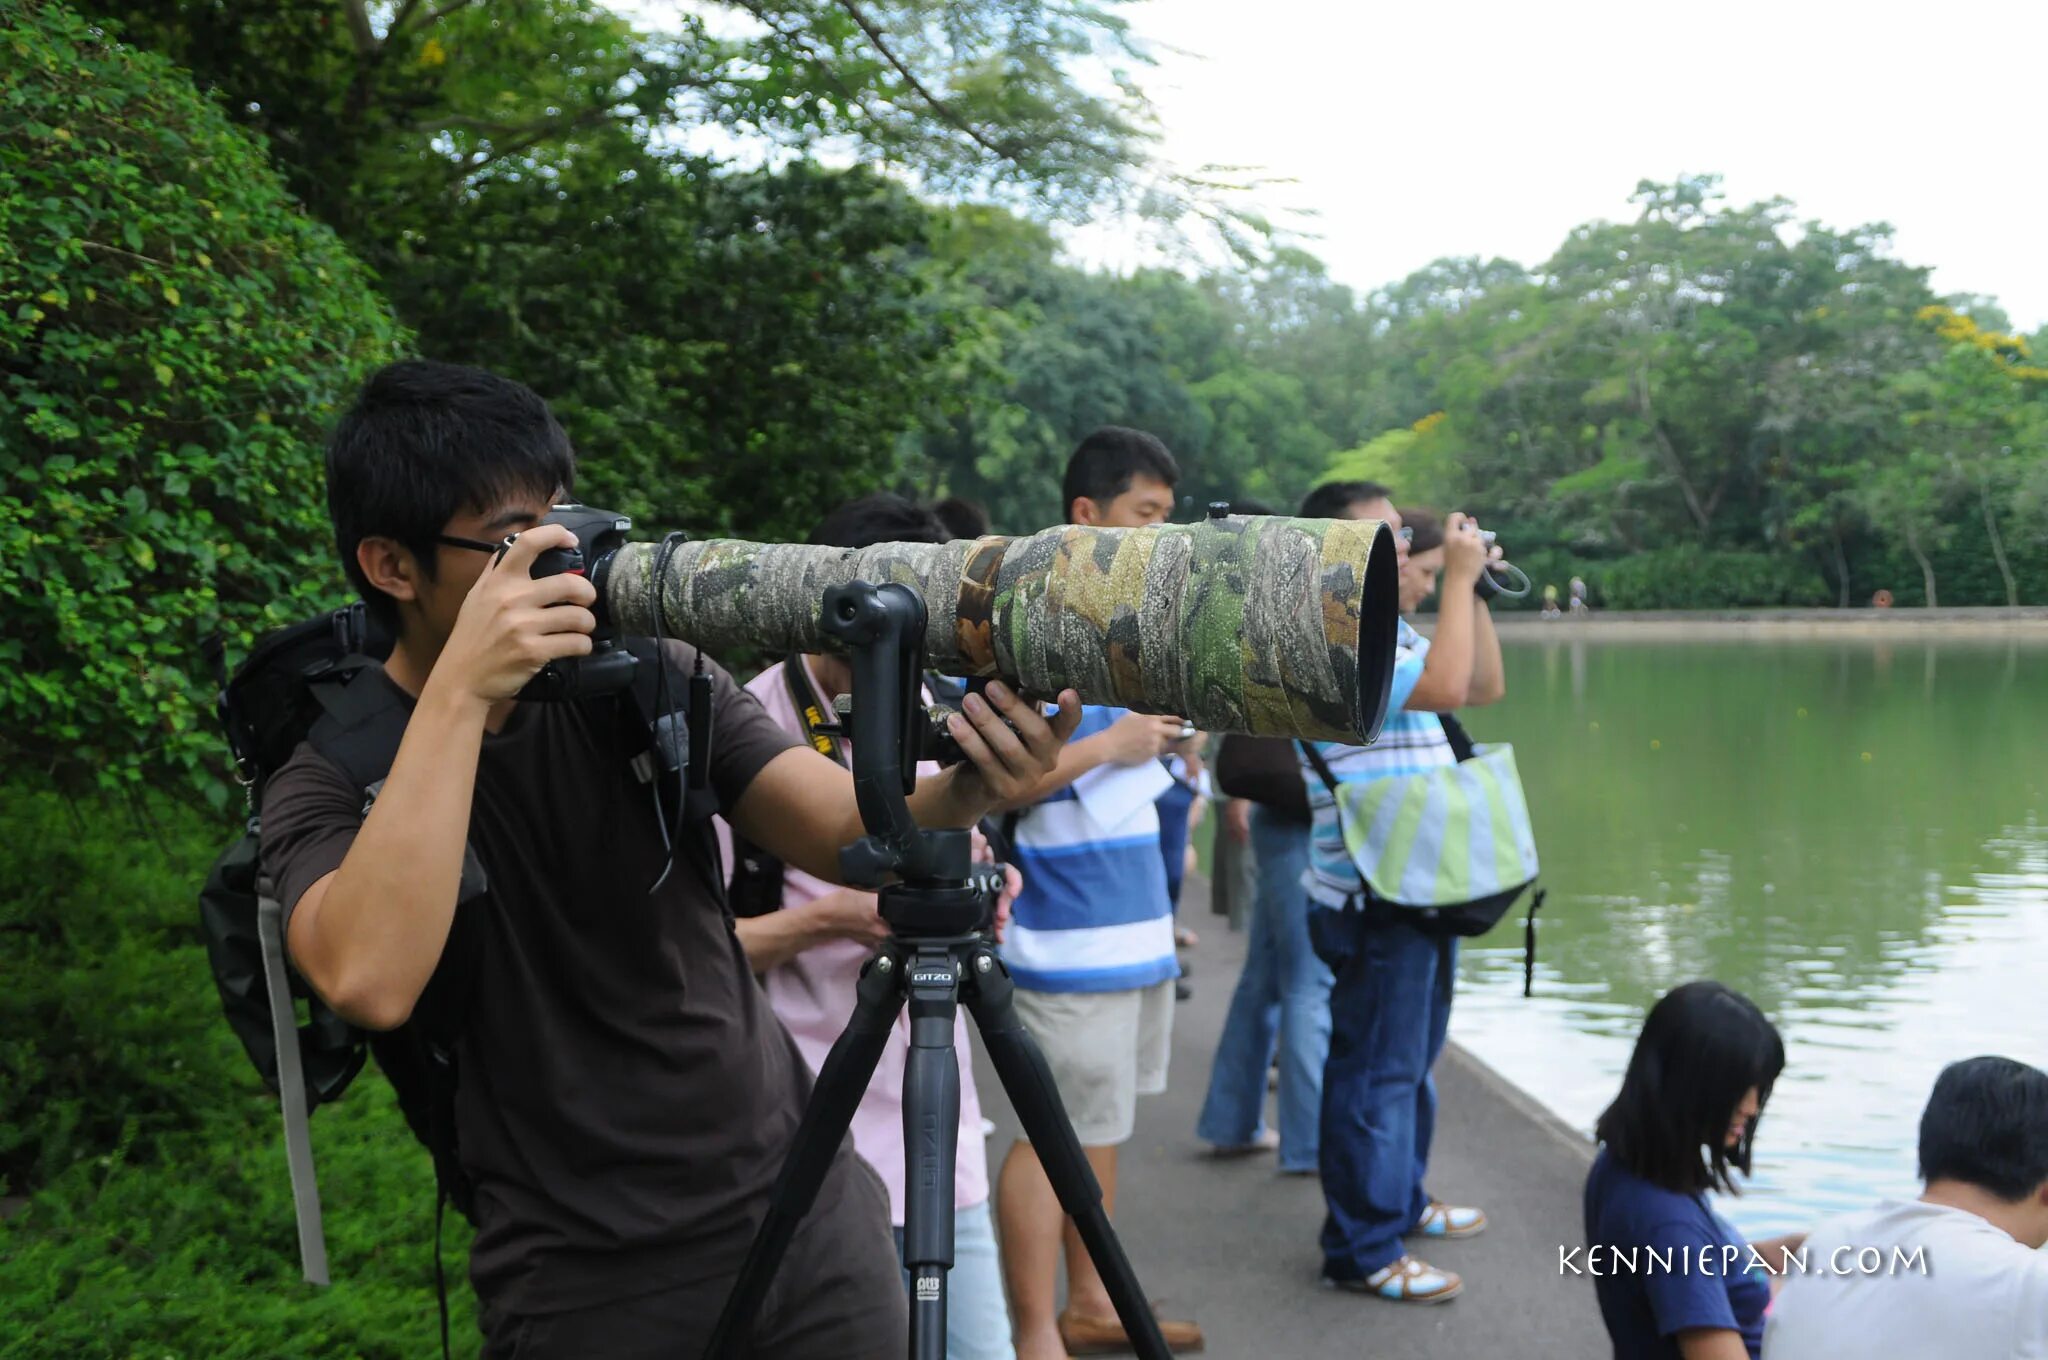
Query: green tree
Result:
<box><xmin>1896</xmin><ymin>306</ymin><xmax>2048</xmax><ymax>606</ymax></box>
<box><xmin>388</xmin><ymin>142</ymin><xmax>965</xmax><ymax>542</ymax></box>
<box><xmin>0</xmin><ymin>0</ymin><xmax>406</xmax><ymax>802</ymax></box>
<box><xmin>88</xmin><ymin>0</ymin><xmax>1181</xmax><ymax>250</ymax></box>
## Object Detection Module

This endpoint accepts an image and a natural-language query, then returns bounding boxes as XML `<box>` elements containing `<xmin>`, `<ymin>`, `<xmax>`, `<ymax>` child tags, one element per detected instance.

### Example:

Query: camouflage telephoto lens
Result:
<box><xmin>604</xmin><ymin>515</ymin><xmax>1401</xmax><ymax>743</ymax></box>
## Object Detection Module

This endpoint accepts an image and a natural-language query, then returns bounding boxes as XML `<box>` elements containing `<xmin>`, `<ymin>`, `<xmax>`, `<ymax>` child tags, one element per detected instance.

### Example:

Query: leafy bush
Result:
<box><xmin>0</xmin><ymin>781</ymin><xmax>474</xmax><ymax>1357</ymax></box>
<box><xmin>1849</xmin><ymin>535</ymin><xmax>2048</xmax><ymax>608</ymax></box>
<box><xmin>1590</xmin><ymin>548</ymin><xmax>1833</xmax><ymax>612</ymax></box>
<box><xmin>0</xmin><ymin>0</ymin><xmax>406</xmax><ymax>807</ymax></box>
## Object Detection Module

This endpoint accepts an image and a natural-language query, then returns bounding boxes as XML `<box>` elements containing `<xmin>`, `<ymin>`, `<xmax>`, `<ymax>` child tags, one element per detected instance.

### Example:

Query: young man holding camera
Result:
<box><xmin>1299</xmin><ymin>481</ymin><xmax>1503</xmax><ymax>1306</ymax></box>
<box><xmin>995</xmin><ymin>427</ymin><xmax>1205</xmax><ymax>1359</ymax></box>
<box><xmin>260</xmin><ymin>361</ymin><xmax>1080</xmax><ymax>1358</ymax></box>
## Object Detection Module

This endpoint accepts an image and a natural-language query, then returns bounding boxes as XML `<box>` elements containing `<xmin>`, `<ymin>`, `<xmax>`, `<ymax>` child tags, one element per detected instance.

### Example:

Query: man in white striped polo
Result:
<box><xmin>994</xmin><ymin>427</ymin><xmax>1205</xmax><ymax>1359</ymax></box>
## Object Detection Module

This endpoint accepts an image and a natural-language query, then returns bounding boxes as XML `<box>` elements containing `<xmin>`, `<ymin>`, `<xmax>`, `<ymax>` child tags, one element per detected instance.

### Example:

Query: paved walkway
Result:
<box><xmin>972</xmin><ymin>879</ymin><xmax>1607</xmax><ymax>1359</ymax></box>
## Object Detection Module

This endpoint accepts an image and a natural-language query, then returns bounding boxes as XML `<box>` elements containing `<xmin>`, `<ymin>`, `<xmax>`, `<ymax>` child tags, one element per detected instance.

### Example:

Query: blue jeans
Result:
<box><xmin>1195</xmin><ymin>810</ymin><xmax>1331</xmax><ymax>1173</ymax></box>
<box><xmin>892</xmin><ymin>1199</ymin><xmax>1014</xmax><ymax>1360</ymax></box>
<box><xmin>1309</xmin><ymin>907</ymin><xmax>1457</xmax><ymax>1279</ymax></box>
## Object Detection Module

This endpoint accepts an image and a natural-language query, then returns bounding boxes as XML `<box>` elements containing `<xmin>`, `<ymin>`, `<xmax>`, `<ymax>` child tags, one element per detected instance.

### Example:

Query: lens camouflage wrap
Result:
<box><xmin>606</xmin><ymin>515</ymin><xmax>1399</xmax><ymax>742</ymax></box>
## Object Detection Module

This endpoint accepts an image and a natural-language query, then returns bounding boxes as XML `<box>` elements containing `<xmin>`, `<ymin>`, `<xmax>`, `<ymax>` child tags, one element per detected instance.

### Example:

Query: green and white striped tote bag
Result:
<box><xmin>1331</xmin><ymin>743</ymin><xmax>1540</xmax><ymax>910</ymax></box>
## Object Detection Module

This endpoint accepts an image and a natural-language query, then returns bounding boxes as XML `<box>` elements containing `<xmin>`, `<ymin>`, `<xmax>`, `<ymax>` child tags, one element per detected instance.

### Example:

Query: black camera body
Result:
<box><xmin>506</xmin><ymin>504</ymin><xmax>636</xmax><ymax>701</ymax></box>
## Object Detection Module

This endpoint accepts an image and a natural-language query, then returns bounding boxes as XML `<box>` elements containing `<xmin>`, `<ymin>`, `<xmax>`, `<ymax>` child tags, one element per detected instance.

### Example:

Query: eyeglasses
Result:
<box><xmin>437</xmin><ymin>533</ymin><xmax>503</xmax><ymax>555</ymax></box>
<box><xmin>1396</xmin><ymin>527</ymin><xmax>1414</xmax><ymax>545</ymax></box>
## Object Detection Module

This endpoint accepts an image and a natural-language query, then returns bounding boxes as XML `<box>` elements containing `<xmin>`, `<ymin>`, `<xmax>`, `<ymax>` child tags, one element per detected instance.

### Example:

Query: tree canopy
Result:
<box><xmin>8</xmin><ymin>7</ymin><xmax>2047</xmax><ymax>809</ymax></box>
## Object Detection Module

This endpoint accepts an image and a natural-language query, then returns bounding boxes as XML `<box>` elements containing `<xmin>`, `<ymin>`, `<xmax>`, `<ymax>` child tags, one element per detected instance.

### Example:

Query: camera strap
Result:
<box><xmin>782</xmin><ymin>655</ymin><xmax>849</xmax><ymax>769</ymax></box>
<box><xmin>729</xmin><ymin>656</ymin><xmax>842</xmax><ymax>924</ymax></box>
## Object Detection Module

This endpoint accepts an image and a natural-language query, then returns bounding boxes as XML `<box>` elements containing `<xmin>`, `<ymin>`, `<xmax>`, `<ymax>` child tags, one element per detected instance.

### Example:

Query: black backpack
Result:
<box><xmin>198</xmin><ymin>603</ymin><xmax>711</xmax><ymax>1301</ymax></box>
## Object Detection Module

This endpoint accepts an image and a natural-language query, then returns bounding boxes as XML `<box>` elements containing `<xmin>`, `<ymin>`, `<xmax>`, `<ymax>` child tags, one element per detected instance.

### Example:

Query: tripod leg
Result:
<box><xmin>705</xmin><ymin>945</ymin><xmax>906</xmax><ymax>1359</ymax></box>
<box><xmin>901</xmin><ymin>947</ymin><xmax>963</xmax><ymax>1360</ymax></box>
<box><xmin>962</xmin><ymin>950</ymin><xmax>1172</xmax><ymax>1360</ymax></box>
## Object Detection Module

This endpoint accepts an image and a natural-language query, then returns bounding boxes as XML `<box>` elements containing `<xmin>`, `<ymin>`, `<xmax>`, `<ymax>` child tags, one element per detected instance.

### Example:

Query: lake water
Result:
<box><xmin>1447</xmin><ymin>632</ymin><xmax>2048</xmax><ymax>1238</ymax></box>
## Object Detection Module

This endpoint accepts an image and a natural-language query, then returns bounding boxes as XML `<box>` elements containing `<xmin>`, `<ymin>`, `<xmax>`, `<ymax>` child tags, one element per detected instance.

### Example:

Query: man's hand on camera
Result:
<box><xmin>434</xmin><ymin>523</ymin><xmax>598</xmax><ymax>705</ymax></box>
<box><xmin>1443</xmin><ymin>512</ymin><xmax>1489</xmax><ymax>587</ymax></box>
<box><xmin>942</xmin><ymin>680</ymin><xmax>1083</xmax><ymax>806</ymax></box>
<box><xmin>1104</xmin><ymin>712</ymin><xmax>1189</xmax><ymax>766</ymax></box>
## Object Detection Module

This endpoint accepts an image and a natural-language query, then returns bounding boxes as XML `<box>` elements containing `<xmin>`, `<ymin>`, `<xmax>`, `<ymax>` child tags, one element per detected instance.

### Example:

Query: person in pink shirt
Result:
<box><xmin>724</xmin><ymin>492</ymin><xmax>1017</xmax><ymax>1360</ymax></box>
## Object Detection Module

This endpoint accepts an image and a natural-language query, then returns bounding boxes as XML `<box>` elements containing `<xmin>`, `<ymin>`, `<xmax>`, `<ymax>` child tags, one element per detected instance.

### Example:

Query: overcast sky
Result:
<box><xmin>1066</xmin><ymin>0</ymin><xmax>2048</xmax><ymax>330</ymax></box>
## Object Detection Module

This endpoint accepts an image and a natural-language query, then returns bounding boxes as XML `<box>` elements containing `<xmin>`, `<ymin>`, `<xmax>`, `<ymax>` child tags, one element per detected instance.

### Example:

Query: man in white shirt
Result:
<box><xmin>1765</xmin><ymin>1055</ymin><xmax>2048</xmax><ymax>1360</ymax></box>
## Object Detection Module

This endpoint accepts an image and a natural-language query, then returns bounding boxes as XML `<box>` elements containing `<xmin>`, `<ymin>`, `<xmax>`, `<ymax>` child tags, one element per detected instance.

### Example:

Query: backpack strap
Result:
<box><xmin>305</xmin><ymin>656</ymin><xmax>413</xmax><ymax>795</ymax></box>
<box><xmin>308</xmin><ymin>659</ymin><xmax>491</xmax><ymax>907</ymax></box>
<box><xmin>255</xmin><ymin>876</ymin><xmax>331</xmax><ymax>1285</ymax></box>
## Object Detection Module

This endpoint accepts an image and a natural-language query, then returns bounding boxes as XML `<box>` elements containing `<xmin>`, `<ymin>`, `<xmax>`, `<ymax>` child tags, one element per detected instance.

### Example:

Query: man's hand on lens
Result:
<box><xmin>1443</xmin><ymin>512</ymin><xmax>1488</xmax><ymax>587</ymax></box>
<box><xmin>1105</xmin><ymin>712</ymin><xmax>1190</xmax><ymax>766</ymax></box>
<box><xmin>439</xmin><ymin>523</ymin><xmax>598</xmax><ymax>703</ymax></box>
<box><xmin>944</xmin><ymin>681</ymin><xmax>1083</xmax><ymax>804</ymax></box>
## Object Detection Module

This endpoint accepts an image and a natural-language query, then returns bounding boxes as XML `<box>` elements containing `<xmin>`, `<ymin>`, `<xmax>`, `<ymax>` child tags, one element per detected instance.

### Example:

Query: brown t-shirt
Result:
<box><xmin>259</xmin><ymin>641</ymin><xmax>855</xmax><ymax>1316</ymax></box>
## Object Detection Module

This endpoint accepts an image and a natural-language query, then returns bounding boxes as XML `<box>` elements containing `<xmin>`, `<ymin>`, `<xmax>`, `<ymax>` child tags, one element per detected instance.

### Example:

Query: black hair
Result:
<box><xmin>809</xmin><ymin>491</ymin><xmax>948</xmax><ymax>551</ymax></box>
<box><xmin>1298</xmin><ymin>480</ymin><xmax>1393</xmax><ymax>520</ymax></box>
<box><xmin>1061</xmin><ymin>427</ymin><xmax>1180</xmax><ymax>523</ymax></box>
<box><xmin>1918</xmin><ymin>1056</ymin><xmax>2048</xmax><ymax>1201</ymax></box>
<box><xmin>1596</xmin><ymin>981</ymin><xmax>1785</xmax><ymax>1195</ymax></box>
<box><xmin>1403</xmin><ymin>507</ymin><xmax>1444</xmax><ymax>555</ymax></box>
<box><xmin>325</xmin><ymin>360</ymin><xmax>575</xmax><ymax>634</ymax></box>
<box><xmin>1230</xmin><ymin>498</ymin><xmax>1278</xmax><ymax>517</ymax></box>
<box><xmin>932</xmin><ymin>495</ymin><xmax>991</xmax><ymax>541</ymax></box>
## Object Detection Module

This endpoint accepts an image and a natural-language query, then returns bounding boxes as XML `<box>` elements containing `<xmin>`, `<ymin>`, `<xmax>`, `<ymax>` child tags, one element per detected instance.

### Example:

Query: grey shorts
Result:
<box><xmin>1011</xmin><ymin>979</ymin><xmax>1175</xmax><ymax>1146</ymax></box>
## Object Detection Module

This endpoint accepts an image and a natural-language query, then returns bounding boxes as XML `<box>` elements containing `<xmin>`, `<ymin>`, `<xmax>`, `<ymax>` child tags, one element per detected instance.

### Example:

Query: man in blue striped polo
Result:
<box><xmin>1301</xmin><ymin>484</ymin><xmax>1504</xmax><ymax>1307</ymax></box>
<box><xmin>995</xmin><ymin>427</ymin><xmax>1205</xmax><ymax>1359</ymax></box>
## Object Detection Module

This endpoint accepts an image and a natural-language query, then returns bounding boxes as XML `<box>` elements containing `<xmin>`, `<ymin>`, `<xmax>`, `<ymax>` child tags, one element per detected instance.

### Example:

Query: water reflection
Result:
<box><xmin>1450</xmin><ymin>636</ymin><xmax>2048</xmax><ymax>1236</ymax></box>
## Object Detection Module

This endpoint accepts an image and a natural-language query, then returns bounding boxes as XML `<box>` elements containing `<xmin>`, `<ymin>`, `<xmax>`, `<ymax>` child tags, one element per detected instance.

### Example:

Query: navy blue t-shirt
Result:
<box><xmin>1156</xmin><ymin>765</ymin><xmax>1196</xmax><ymax>908</ymax></box>
<box><xmin>1581</xmin><ymin>1146</ymin><xmax>1771</xmax><ymax>1360</ymax></box>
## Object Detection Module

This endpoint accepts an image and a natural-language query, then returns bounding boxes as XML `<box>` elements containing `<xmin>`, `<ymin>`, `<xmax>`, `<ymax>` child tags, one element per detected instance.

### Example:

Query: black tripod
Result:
<box><xmin>704</xmin><ymin>581</ymin><xmax>1170</xmax><ymax>1360</ymax></box>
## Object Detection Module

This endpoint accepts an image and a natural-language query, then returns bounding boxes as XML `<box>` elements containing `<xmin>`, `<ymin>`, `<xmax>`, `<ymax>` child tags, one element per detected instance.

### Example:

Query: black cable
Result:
<box><xmin>645</xmin><ymin>531</ymin><xmax>690</xmax><ymax>894</ymax></box>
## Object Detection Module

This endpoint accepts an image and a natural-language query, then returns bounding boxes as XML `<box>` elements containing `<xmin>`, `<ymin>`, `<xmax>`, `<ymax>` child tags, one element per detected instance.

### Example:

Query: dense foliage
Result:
<box><xmin>388</xmin><ymin>145</ymin><xmax>966</xmax><ymax>541</ymax></box>
<box><xmin>0</xmin><ymin>2</ymin><xmax>407</xmax><ymax>804</ymax></box>
<box><xmin>0</xmin><ymin>783</ymin><xmax>475</xmax><ymax>1359</ymax></box>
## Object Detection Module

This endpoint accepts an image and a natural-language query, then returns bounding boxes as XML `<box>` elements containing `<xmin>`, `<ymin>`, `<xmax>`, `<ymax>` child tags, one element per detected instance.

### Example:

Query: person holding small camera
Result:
<box><xmin>259</xmin><ymin>361</ymin><xmax>1081</xmax><ymax>1359</ymax></box>
<box><xmin>1298</xmin><ymin>482</ymin><xmax>1503</xmax><ymax>1306</ymax></box>
<box><xmin>995</xmin><ymin>427</ymin><xmax>1205</xmax><ymax>1359</ymax></box>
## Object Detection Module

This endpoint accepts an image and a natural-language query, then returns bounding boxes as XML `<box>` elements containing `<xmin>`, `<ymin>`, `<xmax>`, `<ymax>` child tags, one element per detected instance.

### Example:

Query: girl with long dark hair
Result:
<box><xmin>1583</xmin><ymin>982</ymin><xmax>1808</xmax><ymax>1359</ymax></box>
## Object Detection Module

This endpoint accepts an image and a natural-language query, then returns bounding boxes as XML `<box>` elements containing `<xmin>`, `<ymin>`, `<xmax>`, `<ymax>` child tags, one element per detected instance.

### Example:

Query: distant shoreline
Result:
<box><xmin>1487</xmin><ymin>606</ymin><xmax>2048</xmax><ymax>641</ymax></box>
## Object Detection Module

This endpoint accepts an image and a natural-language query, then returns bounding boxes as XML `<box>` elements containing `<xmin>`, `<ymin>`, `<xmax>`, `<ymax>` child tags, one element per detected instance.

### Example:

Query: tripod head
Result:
<box><xmin>820</xmin><ymin>580</ymin><xmax>1001</xmax><ymax>937</ymax></box>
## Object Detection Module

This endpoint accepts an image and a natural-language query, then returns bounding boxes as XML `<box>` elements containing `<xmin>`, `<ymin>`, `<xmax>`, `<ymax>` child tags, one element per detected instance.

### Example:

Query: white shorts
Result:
<box><xmin>1011</xmin><ymin>979</ymin><xmax>1175</xmax><ymax>1147</ymax></box>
